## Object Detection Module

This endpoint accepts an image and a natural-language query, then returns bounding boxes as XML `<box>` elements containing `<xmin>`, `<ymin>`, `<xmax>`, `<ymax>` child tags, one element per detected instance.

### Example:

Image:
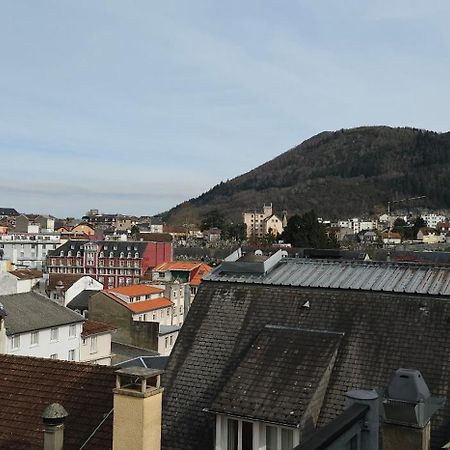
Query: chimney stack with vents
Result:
<box><xmin>42</xmin><ymin>403</ymin><xmax>68</xmax><ymax>450</ymax></box>
<box><xmin>113</xmin><ymin>367</ymin><xmax>164</xmax><ymax>450</ymax></box>
<box><xmin>55</xmin><ymin>281</ymin><xmax>64</xmax><ymax>306</ymax></box>
<box><xmin>381</xmin><ymin>368</ymin><xmax>445</xmax><ymax>450</ymax></box>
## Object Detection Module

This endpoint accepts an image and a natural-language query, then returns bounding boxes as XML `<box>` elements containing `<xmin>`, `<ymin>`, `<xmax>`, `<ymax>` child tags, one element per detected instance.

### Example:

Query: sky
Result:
<box><xmin>1</xmin><ymin>0</ymin><xmax>450</xmax><ymax>218</ymax></box>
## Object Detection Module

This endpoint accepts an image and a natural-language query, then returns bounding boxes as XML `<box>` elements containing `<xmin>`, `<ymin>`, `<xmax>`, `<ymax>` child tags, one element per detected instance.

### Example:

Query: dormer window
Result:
<box><xmin>70</xmin><ymin>244</ymin><xmax>75</xmax><ymax>250</ymax></box>
<box><xmin>60</xmin><ymin>251</ymin><xmax>64</xmax><ymax>256</ymax></box>
<box><xmin>127</xmin><ymin>246</ymin><xmax>131</xmax><ymax>251</ymax></box>
<box><xmin>67</xmin><ymin>251</ymin><xmax>72</xmax><ymax>257</ymax></box>
<box><xmin>135</xmin><ymin>252</ymin><xmax>139</xmax><ymax>258</ymax></box>
<box><xmin>100</xmin><ymin>252</ymin><xmax>104</xmax><ymax>258</ymax></box>
<box><xmin>120</xmin><ymin>252</ymin><xmax>124</xmax><ymax>258</ymax></box>
<box><xmin>127</xmin><ymin>252</ymin><xmax>132</xmax><ymax>258</ymax></box>
<box><xmin>110</xmin><ymin>252</ymin><xmax>114</xmax><ymax>258</ymax></box>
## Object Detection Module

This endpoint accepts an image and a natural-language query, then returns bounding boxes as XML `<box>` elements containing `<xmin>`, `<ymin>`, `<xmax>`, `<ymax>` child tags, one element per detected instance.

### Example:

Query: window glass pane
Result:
<box><xmin>266</xmin><ymin>426</ymin><xmax>277</xmax><ymax>450</ymax></box>
<box><xmin>242</xmin><ymin>421</ymin><xmax>253</xmax><ymax>450</ymax></box>
<box><xmin>281</xmin><ymin>429</ymin><xmax>293</xmax><ymax>450</ymax></box>
<box><xmin>227</xmin><ymin>419</ymin><xmax>238</xmax><ymax>450</ymax></box>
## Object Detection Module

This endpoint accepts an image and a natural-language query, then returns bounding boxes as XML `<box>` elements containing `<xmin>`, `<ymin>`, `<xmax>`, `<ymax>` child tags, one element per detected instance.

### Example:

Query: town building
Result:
<box><xmin>0</xmin><ymin>292</ymin><xmax>84</xmax><ymax>361</ymax></box>
<box><xmin>162</xmin><ymin>251</ymin><xmax>450</xmax><ymax>450</ymax></box>
<box><xmin>80</xmin><ymin>320</ymin><xmax>116</xmax><ymax>365</ymax></box>
<box><xmin>89</xmin><ymin>285</ymin><xmax>179</xmax><ymax>356</ymax></box>
<box><xmin>15</xmin><ymin>214</ymin><xmax>55</xmax><ymax>233</ymax></box>
<box><xmin>47</xmin><ymin>239</ymin><xmax>173</xmax><ymax>288</ymax></box>
<box><xmin>338</xmin><ymin>218</ymin><xmax>378</xmax><ymax>234</ymax></box>
<box><xmin>422</xmin><ymin>213</ymin><xmax>447</xmax><ymax>229</ymax></box>
<box><xmin>381</xmin><ymin>231</ymin><xmax>402</xmax><ymax>244</ymax></box>
<box><xmin>0</xmin><ymin>268</ymin><xmax>43</xmax><ymax>295</ymax></box>
<box><xmin>243</xmin><ymin>203</ymin><xmax>286</xmax><ymax>239</ymax></box>
<box><xmin>0</xmin><ymin>232</ymin><xmax>62</xmax><ymax>269</ymax></box>
<box><xmin>46</xmin><ymin>273</ymin><xmax>103</xmax><ymax>306</ymax></box>
<box><xmin>152</xmin><ymin>261</ymin><xmax>212</xmax><ymax>300</ymax></box>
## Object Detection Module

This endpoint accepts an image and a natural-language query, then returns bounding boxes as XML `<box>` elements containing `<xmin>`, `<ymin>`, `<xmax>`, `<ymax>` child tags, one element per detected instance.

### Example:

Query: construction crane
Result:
<box><xmin>387</xmin><ymin>196</ymin><xmax>426</xmax><ymax>216</ymax></box>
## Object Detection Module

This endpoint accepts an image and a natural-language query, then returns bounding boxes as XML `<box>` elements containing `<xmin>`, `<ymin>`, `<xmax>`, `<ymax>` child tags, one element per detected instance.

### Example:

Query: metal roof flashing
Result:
<box><xmin>215</xmin><ymin>249</ymin><xmax>286</xmax><ymax>276</ymax></box>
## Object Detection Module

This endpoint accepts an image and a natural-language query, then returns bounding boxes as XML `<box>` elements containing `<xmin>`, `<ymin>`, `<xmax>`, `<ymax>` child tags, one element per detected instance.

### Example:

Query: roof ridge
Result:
<box><xmin>264</xmin><ymin>324</ymin><xmax>345</xmax><ymax>336</ymax></box>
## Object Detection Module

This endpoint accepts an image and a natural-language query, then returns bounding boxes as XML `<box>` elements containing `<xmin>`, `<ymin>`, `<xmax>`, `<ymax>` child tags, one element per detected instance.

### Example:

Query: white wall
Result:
<box><xmin>79</xmin><ymin>332</ymin><xmax>113</xmax><ymax>365</ymax></box>
<box><xmin>158</xmin><ymin>330</ymin><xmax>178</xmax><ymax>356</ymax></box>
<box><xmin>0</xmin><ymin>233</ymin><xmax>62</xmax><ymax>269</ymax></box>
<box><xmin>133</xmin><ymin>306</ymin><xmax>173</xmax><ymax>325</ymax></box>
<box><xmin>6</xmin><ymin>322</ymin><xmax>83</xmax><ymax>361</ymax></box>
<box><xmin>0</xmin><ymin>273</ymin><xmax>19</xmax><ymax>295</ymax></box>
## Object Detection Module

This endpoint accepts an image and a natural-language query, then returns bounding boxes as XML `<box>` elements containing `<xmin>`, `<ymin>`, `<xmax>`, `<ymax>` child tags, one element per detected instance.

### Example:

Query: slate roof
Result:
<box><xmin>0</xmin><ymin>208</ymin><xmax>19</xmax><ymax>216</ymax></box>
<box><xmin>162</xmin><ymin>279</ymin><xmax>450</xmax><ymax>450</ymax></box>
<box><xmin>0</xmin><ymin>354</ymin><xmax>115</xmax><ymax>450</ymax></box>
<box><xmin>0</xmin><ymin>292</ymin><xmax>84</xmax><ymax>335</ymax></box>
<box><xmin>67</xmin><ymin>290</ymin><xmax>98</xmax><ymax>311</ymax></box>
<box><xmin>205</xmin><ymin>258</ymin><xmax>450</xmax><ymax>296</ymax></box>
<box><xmin>207</xmin><ymin>325</ymin><xmax>343</xmax><ymax>427</ymax></box>
<box><xmin>47</xmin><ymin>240</ymin><xmax>148</xmax><ymax>258</ymax></box>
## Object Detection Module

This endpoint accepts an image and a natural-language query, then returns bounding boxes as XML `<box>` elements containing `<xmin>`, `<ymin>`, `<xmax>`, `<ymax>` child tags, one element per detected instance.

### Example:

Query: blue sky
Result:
<box><xmin>1</xmin><ymin>1</ymin><xmax>449</xmax><ymax>218</ymax></box>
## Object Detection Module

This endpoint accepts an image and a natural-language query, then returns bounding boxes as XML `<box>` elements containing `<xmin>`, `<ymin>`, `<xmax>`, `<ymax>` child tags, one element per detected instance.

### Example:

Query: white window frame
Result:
<box><xmin>215</xmin><ymin>416</ymin><xmax>299</xmax><ymax>450</ymax></box>
<box><xmin>68</xmin><ymin>349</ymin><xmax>76</xmax><ymax>361</ymax></box>
<box><xmin>50</xmin><ymin>353</ymin><xmax>58</xmax><ymax>359</ymax></box>
<box><xmin>11</xmin><ymin>334</ymin><xmax>20</xmax><ymax>350</ymax></box>
<box><xmin>50</xmin><ymin>327</ymin><xmax>59</xmax><ymax>342</ymax></box>
<box><xmin>69</xmin><ymin>324</ymin><xmax>77</xmax><ymax>338</ymax></box>
<box><xmin>90</xmin><ymin>335</ymin><xmax>98</xmax><ymax>354</ymax></box>
<box><xmin>30</xmin><ymin>330</ymin><xmax>39</xmax><ymax>346</ymax></box>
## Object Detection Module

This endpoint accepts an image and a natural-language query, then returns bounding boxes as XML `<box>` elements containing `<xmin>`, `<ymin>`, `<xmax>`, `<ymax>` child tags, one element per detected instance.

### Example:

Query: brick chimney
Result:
<box><xmin>113</xmin><ymin>367</ymin><xmax>164</xmax><ymax>450</ymax></box>
<box><xmin>0</xmin><ymin>302</ymin><xmax>7</xmax><ymax>354</ymax></box>
<box><xmin>42</xmin><ymin>403</ymin><xmax>68</xmax><ymax>450</ymax></box>
<box><xmin>381</xmin><ymin>368</ymin><xmax>445</xmax><ymax>450</ymax></box>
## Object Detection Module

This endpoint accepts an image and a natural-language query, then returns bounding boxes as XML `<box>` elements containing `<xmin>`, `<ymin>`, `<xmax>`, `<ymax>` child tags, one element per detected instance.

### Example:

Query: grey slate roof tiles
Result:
<box><xmin>208</xmin><ymin>325</ymin><xmax>343</xmax><ymax>427</ymax></box>
<box><xmin>0</xmin><ymin>292</ymin><xmax>84</xmax><ymax>334</ymax></box>
<box><xmin>162</xmin><ymin>279</ymin><xmax>450</xmax><ymax>450</ymax></box>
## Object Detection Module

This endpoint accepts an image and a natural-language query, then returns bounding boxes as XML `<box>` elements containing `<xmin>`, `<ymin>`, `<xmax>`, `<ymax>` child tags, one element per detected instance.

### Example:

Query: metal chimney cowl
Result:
<box><xmin>382</xmin><ymin>368</ymin><xmax>445</xmax><ymax>428</ymax></box>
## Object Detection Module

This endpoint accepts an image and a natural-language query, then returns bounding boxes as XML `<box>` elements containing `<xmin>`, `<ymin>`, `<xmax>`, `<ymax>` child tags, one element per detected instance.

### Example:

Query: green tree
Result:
<box><xmin>200</xmin><ymin>209</ymin><xmax>225</xmax><ymax>231</ymax></box>
<box><xmin>281</xmin><ymin>210</ymin><xmax>339</xmax><ymax>248</ymax></box>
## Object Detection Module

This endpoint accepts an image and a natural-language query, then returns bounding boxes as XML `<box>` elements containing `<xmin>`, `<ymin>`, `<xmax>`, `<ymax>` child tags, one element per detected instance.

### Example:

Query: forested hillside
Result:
<box><xmin>161</xmin><ymin>126</ymin><xmax>450</xmax><ymax>224</ymax></box>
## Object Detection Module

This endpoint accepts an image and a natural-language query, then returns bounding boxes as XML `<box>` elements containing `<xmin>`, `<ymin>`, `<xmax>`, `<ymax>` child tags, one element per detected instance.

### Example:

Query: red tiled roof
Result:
<box><xmin>81</xmin><ymin>320</ymin><xmax>117</xmax><ymax>337</ymax></box>
<box><xmin>9</xmin><ymin>268</ymin><xmax>43</xmax><ymax>280</ymax></box>
<box><xmin>0</xmin><ymin>354</ymin><xmax>115</xmax><ymax>450</ymax></box>
<box><xmin>108</xmin><ymin>284</ymin><xmax>164</xmax><ymax>297</ymax></box>
<box><xmin>190</xmin><ymin>263</ymin><xmax>213</xmax><ymax>286</ymax></box>
<box><xmin>154</xmin><ymin>261</ymin><xmax>203</xmax><ymax>272</ymax></box>
<box><xmin>103</xmin><ymin>292</ymin><xmax>173</xmax><ymax>314</ymax></box>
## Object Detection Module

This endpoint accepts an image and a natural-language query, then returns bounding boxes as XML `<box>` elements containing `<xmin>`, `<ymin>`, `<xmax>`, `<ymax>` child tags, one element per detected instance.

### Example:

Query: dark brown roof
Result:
<box><xmin>81</xmin><ymin>320</ymin><xmax>117</xmax><ymax>337</ymax></box>
<box><xmin>47</xmin><ymin>274</ymin><xmax>85</xmax><ymax>292</ymax></box>
<box><xmin>138</xmin><ymin>232</ymin><xmax>173</xmax><ymax>242</ymax></box>
<box><xmin>162</xmin><ymin>280</ymin><xmax>450</xmax><ymax>450</ymax></box>
<box><xmin>0</xmin><ymin>354</ymin><xmax>115</xmax><ymax>450</ymax></box>
<box><xmin>9</xmin><ymin>269</ymin><xmax>43</xmax><ymax>280</ymax></box>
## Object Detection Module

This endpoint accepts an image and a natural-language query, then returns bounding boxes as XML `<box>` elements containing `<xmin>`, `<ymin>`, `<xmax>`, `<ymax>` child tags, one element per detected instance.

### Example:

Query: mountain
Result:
<box><xmin>161</xmin><ymin>126</ymin><xmax>450</xmax><ymax>224</ymax></box>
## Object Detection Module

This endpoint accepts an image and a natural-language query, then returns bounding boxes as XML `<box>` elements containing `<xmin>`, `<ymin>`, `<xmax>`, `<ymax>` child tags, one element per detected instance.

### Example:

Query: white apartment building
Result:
<box><xmin>0</xmin><ymin>292</ymin><xmax>84</xmax><ymax>361</ymax></box>
<box><xmin>422</xmin><ymin>213</ymin><xmax>447</xmax><ymax>229</ymax></box>
<box><xmin>337</xmin><ymin>218</ymin><xmax>378</xmax><ymax>234</ymax></box>
<box><xmin>0</xmin><ymin>232</ymin><xmax>62</xmax><ymax>269</ymax></box>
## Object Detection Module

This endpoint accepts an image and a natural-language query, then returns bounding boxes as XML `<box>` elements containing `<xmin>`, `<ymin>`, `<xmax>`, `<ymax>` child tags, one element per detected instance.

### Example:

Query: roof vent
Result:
<box><xmin>302</xmin><ymin>301</ymin><xmax>310</xmax><ymax>308</ymax></box>
<box><xmin>254</xmin><ymin>250</ymin><xmax>263</xmax><ymax>256</ymax></box>
<box><xmin>0</xmin><ymin>302</ymin><xmax>7</xmax><ymax>318</ymax></box>
<box><xmin>382</xmin><ymin>368</ymin><xmax>445</xmax><ymax>428</ymax></box>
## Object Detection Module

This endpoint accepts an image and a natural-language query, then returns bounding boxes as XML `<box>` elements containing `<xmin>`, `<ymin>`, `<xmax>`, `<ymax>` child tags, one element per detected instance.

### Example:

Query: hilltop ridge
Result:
<box><xmin>161</xmin><ymin>126</ymin><xmax>450</xmax><ymax>224</ymax></box>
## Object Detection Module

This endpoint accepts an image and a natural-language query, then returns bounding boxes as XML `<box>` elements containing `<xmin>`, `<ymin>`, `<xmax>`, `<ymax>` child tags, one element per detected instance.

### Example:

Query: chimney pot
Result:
<box><xmin>42</xmin><ymin>403</ymin><xmax>68</xmax><ymax>425</ymax></box>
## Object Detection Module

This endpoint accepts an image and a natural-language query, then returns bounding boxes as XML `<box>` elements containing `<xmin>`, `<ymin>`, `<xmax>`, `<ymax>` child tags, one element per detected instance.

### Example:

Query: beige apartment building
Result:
<box><xmin>243</xmin><ymin>203</ymin><xmax>286</xmax><ymax>239</ymax></box>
